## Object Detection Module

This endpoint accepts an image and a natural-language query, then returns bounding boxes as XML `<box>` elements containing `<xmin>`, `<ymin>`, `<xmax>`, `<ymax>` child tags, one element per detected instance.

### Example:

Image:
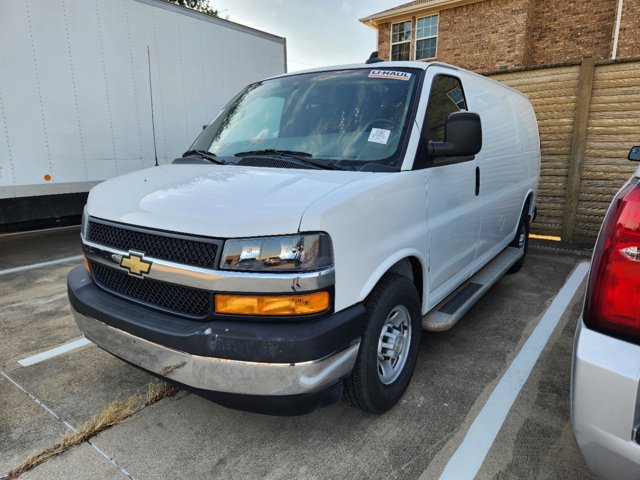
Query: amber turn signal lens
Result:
<box><xmin>83</xmin><ymin>255</ymin><xmax>90</xmax><ymax>273</ymax></box>
<box><xmin>215</xmin><ymin>291</ymin><xmax>330</xmax><ymax>316</ymax></box>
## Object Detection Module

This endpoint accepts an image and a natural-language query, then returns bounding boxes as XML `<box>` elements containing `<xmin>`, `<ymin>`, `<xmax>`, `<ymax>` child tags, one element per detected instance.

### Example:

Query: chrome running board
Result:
<box><xmin>422</xmin><ymin>246</ymin><xmax>523</xmax><ymax>332</ymax></box>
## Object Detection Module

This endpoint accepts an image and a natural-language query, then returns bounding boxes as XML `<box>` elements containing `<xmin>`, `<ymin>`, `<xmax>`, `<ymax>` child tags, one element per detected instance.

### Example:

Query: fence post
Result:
<box><xmin>562</xmin><ymin>57</ymin><xmax>595</xmax><ymax>243</ymax></box>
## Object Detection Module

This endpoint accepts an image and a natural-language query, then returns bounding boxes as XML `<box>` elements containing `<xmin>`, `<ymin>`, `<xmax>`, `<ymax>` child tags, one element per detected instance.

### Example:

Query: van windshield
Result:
<box><xmin>190</xmin><ymin>68</ymin><xmax>421</xmax><ymax>171</ymax></box>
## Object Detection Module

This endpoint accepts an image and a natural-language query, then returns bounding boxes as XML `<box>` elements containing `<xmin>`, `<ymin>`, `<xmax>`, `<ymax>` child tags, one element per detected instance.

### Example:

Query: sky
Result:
<box><xmin>210</xmin><ymin>0</ymin><xmax>404</xmax><ymax>72</ymax></box>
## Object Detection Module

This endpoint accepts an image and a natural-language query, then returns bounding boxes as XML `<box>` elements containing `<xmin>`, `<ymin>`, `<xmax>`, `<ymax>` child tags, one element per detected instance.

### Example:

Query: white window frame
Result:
<box><xmin>390</xmin><ymin>20</ymin><xmax>412</xmax><ymax>61</ymax></box>
<box><xmin>415</xmin><ymin>14</ymin><xmax>439</xmax><ymax>61</ymax></box>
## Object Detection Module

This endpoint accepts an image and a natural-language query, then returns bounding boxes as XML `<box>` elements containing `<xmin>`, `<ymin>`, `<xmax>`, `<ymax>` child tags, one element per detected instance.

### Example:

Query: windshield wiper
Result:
<box><xmin>235</xmin><ymin>149</ymin><xmax>313</xmax><ymax>158</ymax></box>
<box><xmin>234</xmin><ymin>149</ymin><xmax>340</xmax><ymax>170</ymax></box>
<box><xmin>182</xmin><ymin>149</ymin><xmax>225</xmax><ymax>164</ymax></box>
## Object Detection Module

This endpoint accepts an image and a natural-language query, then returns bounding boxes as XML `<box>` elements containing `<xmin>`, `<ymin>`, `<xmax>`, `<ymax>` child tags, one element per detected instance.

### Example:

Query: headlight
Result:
<box><xmin>220</xmin><ymin>233</ymin><xmax>333</xmax><ymax>272</ymax></box>
<box><xmin>81</xmin><ymin>206</ymin><xmax>89</xmax><ymax>239</ymax></box>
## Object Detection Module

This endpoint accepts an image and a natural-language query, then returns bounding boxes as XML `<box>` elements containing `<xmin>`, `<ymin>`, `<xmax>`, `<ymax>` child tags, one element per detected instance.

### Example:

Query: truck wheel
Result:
<box><xmin>508</xmin><ymin>208</ymin><xmax>530</xmax><ymax>274</ymax></box>
<box><xmin>343</xmin><ymin>274</ymin><xmax>421</xmax><ymax>414</ymax></box>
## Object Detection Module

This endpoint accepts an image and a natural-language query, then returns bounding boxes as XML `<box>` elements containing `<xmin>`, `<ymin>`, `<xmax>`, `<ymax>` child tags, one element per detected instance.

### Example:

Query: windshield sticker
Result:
<box><xmin>368</xmin><ymin>70</ymin><xmax>412</xmax><ymax>81</ymax></box>
<box><xmin>368</xmin><ymin>128</ymin><xmax>391</xmax><ymax>145</ymax></box>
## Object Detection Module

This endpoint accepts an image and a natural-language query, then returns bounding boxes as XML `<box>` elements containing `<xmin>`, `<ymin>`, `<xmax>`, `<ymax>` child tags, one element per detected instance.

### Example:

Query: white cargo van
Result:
<box><xmin>68</xmin><ymin>61</ymin><xmax>540</xmax><ymax>414</ymax></box>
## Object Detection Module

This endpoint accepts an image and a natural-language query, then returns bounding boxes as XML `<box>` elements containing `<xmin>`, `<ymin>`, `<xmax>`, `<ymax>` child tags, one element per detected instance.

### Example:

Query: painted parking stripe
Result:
<box><xmin>437</xmin><ymin>261</ymin><xmax>590</xmax><ymax>480</ymax></box>
<box><xmin>18</xmin><ymin>338</ymin><xmax>91</xmax><ymax>367</ymax></box>
<box><xmin>0</xmin><ymin>224</ymin><xmax>80</xmax><ymax>238</ymax></box>
<box><xmin>0</xmin><ymin>255</ymin><xmax>83</xmax><ymax>276</ymax></box>
<box><xmin>1</xmin><ymin>369</ymin><xmax>135</xmax><ymax>479</ymax></box>
<box><xmin>1</xmin><ymin>369</ymin><xmax>75</xmax><ymax>431</ymax></box>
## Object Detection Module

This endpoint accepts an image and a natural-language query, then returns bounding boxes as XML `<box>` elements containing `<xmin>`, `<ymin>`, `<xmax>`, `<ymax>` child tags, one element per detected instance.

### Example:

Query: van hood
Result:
<box><xmin>87</xmin><ymin>164</ymin><xmax>372</xmax><ymax>238</ymax></box>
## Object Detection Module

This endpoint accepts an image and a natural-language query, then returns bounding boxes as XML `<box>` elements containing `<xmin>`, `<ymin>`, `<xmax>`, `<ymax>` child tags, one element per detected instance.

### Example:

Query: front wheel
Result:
<box><xmin>343</xmin><ymin>274</ymin><xmax>421</xmax><ymax>414</ymax></box>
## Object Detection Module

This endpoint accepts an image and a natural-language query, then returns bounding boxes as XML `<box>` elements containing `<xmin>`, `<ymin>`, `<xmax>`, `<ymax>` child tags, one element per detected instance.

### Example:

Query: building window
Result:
<box><xmin>391</xmin><ymin>20</ymin><xmax>412</xmax><ymax>61</ymax></box>
<box><xmin>416</xmin><ymin>15</ymin><xmax>438</xmax><ymax>60</ymax></box>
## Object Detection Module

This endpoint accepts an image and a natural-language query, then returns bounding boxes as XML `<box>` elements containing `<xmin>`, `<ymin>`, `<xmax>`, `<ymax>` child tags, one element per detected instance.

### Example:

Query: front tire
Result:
<box><xmin>343</xmin><ymin>274</ymin><xmax>421</xmax><ymax>414</ymax></box>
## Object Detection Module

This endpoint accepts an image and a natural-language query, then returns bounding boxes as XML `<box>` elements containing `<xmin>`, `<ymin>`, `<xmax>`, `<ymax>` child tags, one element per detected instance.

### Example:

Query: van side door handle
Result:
<box><xmin>475</xmin><ymin>167</ymin><xmax>480</xmax><ymax>196</ymax></box>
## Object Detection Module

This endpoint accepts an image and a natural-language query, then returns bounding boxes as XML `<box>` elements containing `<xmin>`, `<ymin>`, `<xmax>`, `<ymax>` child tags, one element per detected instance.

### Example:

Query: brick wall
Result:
<box><xmin>373</xmin><ymin>0</ymin><xmax>632</xmax><ymax>73</ymax></box>
<box><xmin>438</xmin><ymin>0</ymin><xmax>532</xmax><ymax>71</ymax></box>
<box><xmin>378</xmin><ymin>22</ymin><xmax>391</xmax><ymax>60</ymax></box>
<box><xmin>617</xmin><ymin>0</ymin><xmax>640</xmax><ymax>59</ymax></box>
<box><xmin>529</xmin><ymin>0</ymin><xmax>616</xmax><ymax>66</ymax></box>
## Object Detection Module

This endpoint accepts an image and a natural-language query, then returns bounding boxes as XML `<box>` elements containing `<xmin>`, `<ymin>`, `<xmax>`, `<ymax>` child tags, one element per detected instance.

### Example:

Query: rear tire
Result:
<box><xmin>508</xmin><ymin>207</ymin><xmax>530</xmax><ymax>274</ymax></box>
<box><xmin>343</xmin><ymin>274</ymin><xmax>421</xmax><ymax>413</ymax></box>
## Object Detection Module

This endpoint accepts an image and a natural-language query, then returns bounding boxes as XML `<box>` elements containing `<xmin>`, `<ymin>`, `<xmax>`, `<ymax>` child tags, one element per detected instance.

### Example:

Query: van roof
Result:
<box><xmin>268</xmin><ymin>61</ymin><xmax>529</xmax><ymax>100</ymax></box>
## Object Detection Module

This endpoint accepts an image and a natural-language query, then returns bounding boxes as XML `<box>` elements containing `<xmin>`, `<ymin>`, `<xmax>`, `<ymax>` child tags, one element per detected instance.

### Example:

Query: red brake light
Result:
<box><xmin>585</xmin><ymin>178</ymin><xmax>640</xmax><ymax>344</ymax></box>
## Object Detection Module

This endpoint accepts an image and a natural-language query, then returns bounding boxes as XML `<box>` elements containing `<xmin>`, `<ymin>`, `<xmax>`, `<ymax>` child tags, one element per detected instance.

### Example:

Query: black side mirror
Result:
<box><xmin>202</xmin><ymin>124</ymin><xmax>208</xmax><ymax>131</ymax></box>
<box><xmin>430</xmin><ymin>112</ymin><xmax>482</xmax><ymax>158</ymax></box>
<box><xmin>629</xmin><ymin>146</ymin><xmax>640</xmax><ymax>162</ymax></box>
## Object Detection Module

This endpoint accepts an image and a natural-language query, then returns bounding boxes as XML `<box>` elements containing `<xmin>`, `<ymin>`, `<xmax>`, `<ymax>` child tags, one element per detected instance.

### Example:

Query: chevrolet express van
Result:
<box><xmin>68</xmin><ymin>61</ymin><xmax>540</xmax><ymax>414</ymax></box>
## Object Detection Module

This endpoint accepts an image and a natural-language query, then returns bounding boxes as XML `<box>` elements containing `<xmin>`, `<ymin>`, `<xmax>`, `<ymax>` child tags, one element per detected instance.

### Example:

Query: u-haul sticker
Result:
<box><xmin>368</xmin><ymin>70</ymin><xmax>412</xmax><ymax>81</ymax></box>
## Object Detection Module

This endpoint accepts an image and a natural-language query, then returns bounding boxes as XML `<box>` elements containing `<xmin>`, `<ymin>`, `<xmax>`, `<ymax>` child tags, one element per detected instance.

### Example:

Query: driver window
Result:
<box><xmin>424</xmin><ymin>75</ymin><xmax>467</xmax><ymax>143</ymax></box>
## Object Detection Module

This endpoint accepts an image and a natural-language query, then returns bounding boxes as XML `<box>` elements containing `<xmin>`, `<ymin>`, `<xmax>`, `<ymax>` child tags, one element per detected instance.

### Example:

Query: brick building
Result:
<box><xmin>360</xmin><ymin>0</ymin><xmax>640</xmax><ymax>73</ymax></box>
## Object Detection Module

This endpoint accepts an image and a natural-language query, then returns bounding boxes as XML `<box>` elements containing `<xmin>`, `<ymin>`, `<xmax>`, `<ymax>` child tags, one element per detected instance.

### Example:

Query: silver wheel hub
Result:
<box><xmin>377</xmin><ymin>305</ymin><xmax>412</xmax><ymax>385</ymax></box>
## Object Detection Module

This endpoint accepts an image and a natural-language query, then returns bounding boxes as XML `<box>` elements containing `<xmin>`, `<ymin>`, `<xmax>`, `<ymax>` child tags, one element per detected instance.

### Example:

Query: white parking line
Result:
<box><xmin>437</xmin><ymin>261</ymin><xmax>590</xmax><ymax>480</ymax></box>
<box><xmin>1</xmin><ymin>369</ymin><xmax>135</xmax><ymax>480</ymax></box>
<box><xmin>0</xmin><ymin>255</ymin><xmax>83</xmax><ymax>276</ymax></box>
<box><xmin>1</xmin><ymin>370</ymin><xmax>75</xmax><ymax>430</ymax></box>
<box><xmin>18</xmin><ymin>338</ymin><xmax>91</xmax><ymax>367</ymax></box>
<box><xmin>0</xmin><ymin>224</ymin><xmax>80</xmax><ymax>238</ymax></box>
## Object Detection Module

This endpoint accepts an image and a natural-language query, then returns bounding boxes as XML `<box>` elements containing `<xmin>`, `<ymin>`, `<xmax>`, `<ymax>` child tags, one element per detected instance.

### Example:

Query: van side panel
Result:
<box><xmin>462</xmin><ymin>73</ymin><xmax>539</xmax><ymax>269</ymax></box>
<box><xmin>512</xmin><ymin>92</ymin><xmax>541</xmax><ymax>223</ymax></box>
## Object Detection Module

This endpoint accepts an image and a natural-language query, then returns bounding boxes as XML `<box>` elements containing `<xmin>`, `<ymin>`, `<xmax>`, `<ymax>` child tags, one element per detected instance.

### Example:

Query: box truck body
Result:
<box><xmin>0</xmin><ymin>0</ymin><xmax>286</xmax><ymax>227</ymax></box>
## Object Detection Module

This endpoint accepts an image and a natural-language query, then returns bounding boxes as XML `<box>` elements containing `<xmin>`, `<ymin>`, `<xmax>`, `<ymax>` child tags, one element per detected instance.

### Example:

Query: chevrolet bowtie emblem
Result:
<box><xmin>120</xmin><ymin>251</ymin><xmax>152</xmax><ymax>277</ymax></box>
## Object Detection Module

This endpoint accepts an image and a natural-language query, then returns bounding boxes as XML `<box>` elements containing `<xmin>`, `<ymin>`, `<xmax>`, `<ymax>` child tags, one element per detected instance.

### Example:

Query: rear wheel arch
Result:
<box><xmin>522</xmin><ymin>191</ymin><xmax>534</xmax><ymax>222</ymax></box>
<box><xmin>508</xmin><ymin>196</ymin><xmax>532</xmax><ymax>274</ymax></box>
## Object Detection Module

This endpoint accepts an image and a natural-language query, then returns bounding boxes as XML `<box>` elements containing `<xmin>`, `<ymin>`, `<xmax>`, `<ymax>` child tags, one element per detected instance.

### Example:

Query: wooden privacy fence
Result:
<box><xmin>488</xmin><ymin>58</ymin><xmax>640</xmax><ymax>245</ymax></box>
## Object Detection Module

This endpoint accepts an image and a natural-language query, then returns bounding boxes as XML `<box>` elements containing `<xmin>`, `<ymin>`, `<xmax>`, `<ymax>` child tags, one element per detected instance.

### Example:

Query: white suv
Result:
<box><xmin>68</xmin><ymin>61</ymin><xmax>540</xmax><ymax>414</ymax></box>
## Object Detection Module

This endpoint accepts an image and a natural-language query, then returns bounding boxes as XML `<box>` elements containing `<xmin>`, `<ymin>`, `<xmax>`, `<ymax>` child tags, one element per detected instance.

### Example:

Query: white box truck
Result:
<box><xmin>0</xmin><ymin>0</ymin><xmax>286</xmax><ymax>229</ymax></box>
<box><xmin>68</xmin><ymin>60</ymin><xmax>540</xmax><ymax>415</ymax></box>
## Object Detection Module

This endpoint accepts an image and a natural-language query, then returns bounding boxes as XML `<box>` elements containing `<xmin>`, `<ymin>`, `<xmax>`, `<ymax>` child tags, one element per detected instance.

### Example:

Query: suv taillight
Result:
<box><xmin>585</xmin><ymin>177</ymin><xmax>640</xmax><ymax>344</ymax></box>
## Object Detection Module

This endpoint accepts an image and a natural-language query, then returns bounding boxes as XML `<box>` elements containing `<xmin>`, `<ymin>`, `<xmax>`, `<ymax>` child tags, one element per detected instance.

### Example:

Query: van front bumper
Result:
<box><xmin>72</xmin><ymin>310</ymin><xmax>360</xmax><ymax>396</ymax></box>
<box><xmin>67</xmin><ymin>266</ymin><xmax>365</xmax><ymax>397</ymax></box>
